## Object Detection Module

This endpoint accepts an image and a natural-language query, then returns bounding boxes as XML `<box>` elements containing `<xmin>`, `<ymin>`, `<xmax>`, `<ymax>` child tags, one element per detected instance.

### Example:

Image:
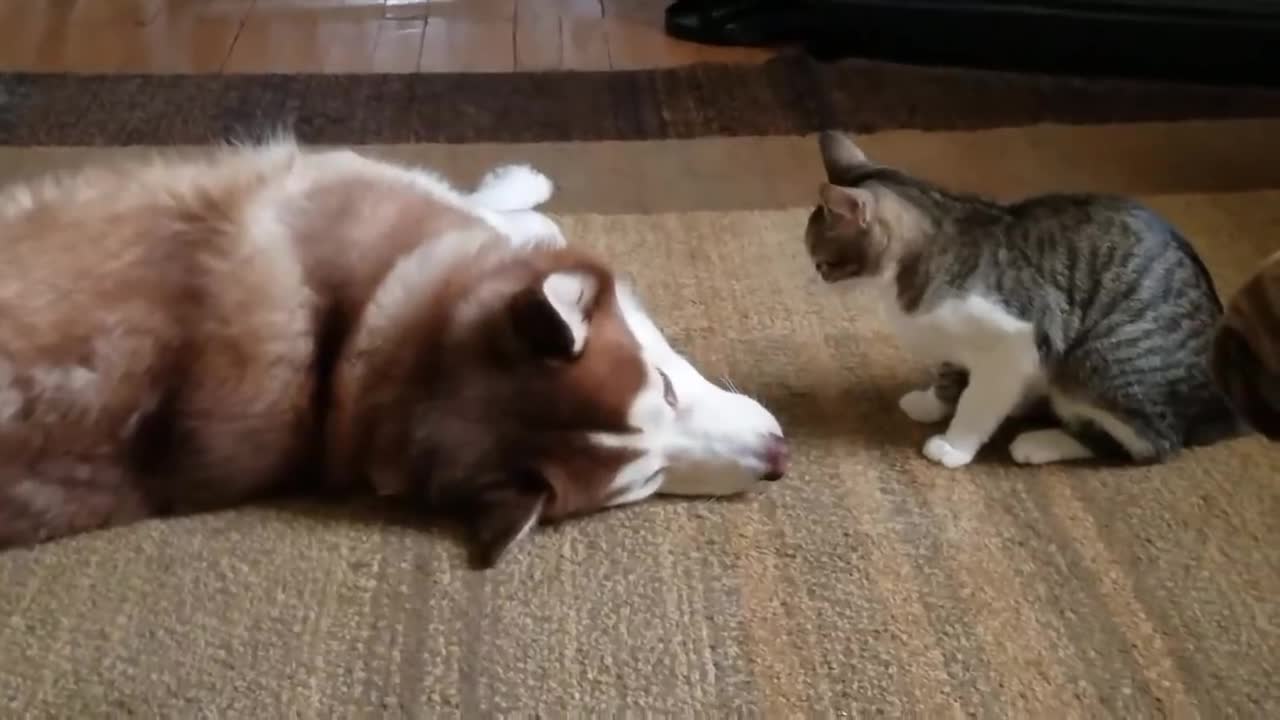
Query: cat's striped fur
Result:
<box><xmin>804</xmin><ymin>131</ymin><xmax>1246</xmax><ymax>467</ymax></box>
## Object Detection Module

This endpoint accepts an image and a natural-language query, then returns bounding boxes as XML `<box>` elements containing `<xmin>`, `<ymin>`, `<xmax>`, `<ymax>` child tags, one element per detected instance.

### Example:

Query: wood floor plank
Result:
<box><xmin>36</xmin><ymin>0</ymin><xmax>163</xmax><ymax>25</ymax></box>
<box><xmin>225</xmin><ymin>15</ymin><xmax>382</xmax><ymax>73</ymax></box>
<box><xmin>372</xmin><ymin>18</ymin><xmax>426</xmax><ymax>73</ymax></box>
<box><xmin>0</xmin><ymin>0</ymin><xmax>770</xmax><ymax>73</ymax></box>
<box><xmin>562</xmin><ymin>15</ymin><xmax>612</xmax><ymax>71</ymax></box>
<box><xmin>153</xmin><ymin>0</ymin><xmax>257</xmax><ymax>21</ymax></box>
<box><xmin>118</xmin><ymin>17</ymin><xmax>244</xmax><ymax>73</ymax></box>
<box><xmin>20</xmin><ymin>22</ymin><xmax>142</xmax><ymax>73</ymax></box>
<box><xmin>419</xmin><ymin>18</ymin><xmax>516</xmax><ymax>73</ymax></box>
<box><xmin>601</xmin><ymin>0</ymin><xmax>702</xmax><ymax>69</ymax></box>
<box><xmin>515</xmin><ymin>0</ymin><xmax>562</xmax><ymax>71</ymax></box>
<box><xmin>0</xmin><ymin>2</ymin><xmax>46</xmax><ymax>71</ymax></box>
<box><xmin>383</xmin><ymin>0</ymin><xmax>430</xmax><ymax>20</ymax></box>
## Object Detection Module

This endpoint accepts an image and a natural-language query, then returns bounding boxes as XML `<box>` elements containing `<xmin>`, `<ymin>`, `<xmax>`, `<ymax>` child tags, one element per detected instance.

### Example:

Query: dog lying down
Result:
<box><xmin>0</xmin><ymin>139</ymin><xmax>788</xmax><ymax>568</ymax></box>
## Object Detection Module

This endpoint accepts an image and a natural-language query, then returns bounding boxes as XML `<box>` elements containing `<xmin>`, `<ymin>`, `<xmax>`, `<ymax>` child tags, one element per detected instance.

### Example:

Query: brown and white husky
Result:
<box><xmin>0</xmin><ymin>139</ymin><xmax>787</xmax><ymax>567</ymax></box>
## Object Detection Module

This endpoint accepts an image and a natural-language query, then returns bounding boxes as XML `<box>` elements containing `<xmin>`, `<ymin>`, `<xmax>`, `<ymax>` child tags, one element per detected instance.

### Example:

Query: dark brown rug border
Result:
<box><xmin>3</xmin><ymin>53</ymin><xmax>1280</xmax><ymax>146</ymax></box>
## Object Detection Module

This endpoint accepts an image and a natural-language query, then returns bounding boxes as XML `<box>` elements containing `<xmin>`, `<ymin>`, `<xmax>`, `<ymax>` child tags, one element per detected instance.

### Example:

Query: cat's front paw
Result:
<box><xmin>899</xmin><ymin>389</ymin><xmax>950</xmax><ymax>424</ymax></box>
<box><xmin>922</xmin><ymin>434</ymin><xmax>976</xmax><ymax>468</ymax></box>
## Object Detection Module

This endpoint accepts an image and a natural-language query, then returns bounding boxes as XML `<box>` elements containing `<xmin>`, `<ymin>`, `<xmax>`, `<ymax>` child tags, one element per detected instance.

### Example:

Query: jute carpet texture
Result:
<box><xmin>1</xmin><ymin>56</ymin><xmax>1278</xmax><ymax>716</ymax></box>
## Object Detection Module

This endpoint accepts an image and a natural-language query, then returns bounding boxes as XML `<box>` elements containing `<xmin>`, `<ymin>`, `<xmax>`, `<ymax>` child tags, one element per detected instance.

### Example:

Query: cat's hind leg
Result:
<box><xmin>1008</xmin><ymin>335</ymin><xmax>1187</xmax><ymax>465</ymax></box>
<box><xmin>1033</xmin><ymin>386</ymin><xmax>1177</xmax><ymax>465</ymax></box>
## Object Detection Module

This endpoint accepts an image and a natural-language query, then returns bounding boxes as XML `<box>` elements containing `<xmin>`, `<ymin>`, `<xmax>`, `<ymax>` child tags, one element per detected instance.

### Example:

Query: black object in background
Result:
<box><xmin>665</xmin><ymin>0</ymin><xmax>1280</xmax><ymax>87</ymax></box>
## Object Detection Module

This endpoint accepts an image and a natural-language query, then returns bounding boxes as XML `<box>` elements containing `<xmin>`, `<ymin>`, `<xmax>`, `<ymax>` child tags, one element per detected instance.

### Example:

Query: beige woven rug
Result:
<box><xmin>1</xmin><ymin>89</ymin><xmax>1279</xmax><ymax>715</ymax></box>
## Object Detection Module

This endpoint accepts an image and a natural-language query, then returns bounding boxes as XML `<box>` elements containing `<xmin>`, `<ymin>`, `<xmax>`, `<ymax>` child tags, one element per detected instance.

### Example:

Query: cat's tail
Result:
<box><xmin>469</xmin><ymin>165</ymin><xmax>554</xmax><ymax>212</ymax></box>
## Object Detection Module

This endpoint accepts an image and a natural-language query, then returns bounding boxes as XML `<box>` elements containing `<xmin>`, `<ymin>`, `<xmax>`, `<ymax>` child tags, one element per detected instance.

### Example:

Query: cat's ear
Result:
<box><xmin>820</xmin><ymin>183</ymin><xmax>874</xmax><ymax>228</ymax></box>
<box><xmin>819</xmin><ymin>131</ymin><xmax>869</xmax><ymax>179</ymax></box>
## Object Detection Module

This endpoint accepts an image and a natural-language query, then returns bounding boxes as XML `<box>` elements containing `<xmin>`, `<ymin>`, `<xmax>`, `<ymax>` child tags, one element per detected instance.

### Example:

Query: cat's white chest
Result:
<box><xmin>881</xmin><ymin>291</ymin><xmax>1040</xmax><ymax>372</ymax></box>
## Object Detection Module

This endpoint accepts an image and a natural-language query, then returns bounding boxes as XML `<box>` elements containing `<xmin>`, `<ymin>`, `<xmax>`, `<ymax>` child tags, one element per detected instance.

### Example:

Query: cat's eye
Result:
<box><xmin>659</xmin><ymin>368</ymin><xmax>678</xmax><ymax>408</ymax></box>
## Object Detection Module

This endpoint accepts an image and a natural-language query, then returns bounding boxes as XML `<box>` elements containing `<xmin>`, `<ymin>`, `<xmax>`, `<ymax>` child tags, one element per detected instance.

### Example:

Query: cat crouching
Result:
<box><xmin>804</xmin><ymin>130</ymin><xmax>1246</xmax><ymax>468</ymax></box>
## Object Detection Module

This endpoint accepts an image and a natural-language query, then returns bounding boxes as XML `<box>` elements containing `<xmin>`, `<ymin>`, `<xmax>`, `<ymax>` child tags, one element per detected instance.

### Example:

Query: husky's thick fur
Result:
<box><xmin>0</xmin><ymin>140</ymin><xmax>787</xmax><ymax>567</ymax></box>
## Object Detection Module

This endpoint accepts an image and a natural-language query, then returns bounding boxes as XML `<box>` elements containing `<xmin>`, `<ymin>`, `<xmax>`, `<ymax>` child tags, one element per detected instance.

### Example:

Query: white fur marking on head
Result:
<box><xmin>469</xmin><ymin>164</ymin><xmax>554</xmax><ymax>212</ymax></box>
<box><xmin>587</xmin><ymin>281</ymin><xmax>787</xmax><ymax>499</ymax></box>
<box><xmin>542</xmin><ymin>271</ymin><xmax>597</xmax><ymax>356</ymax></box>
<box><xmin>604</xmin><ymin>455</ymin><xmax>667</xmax><ymax>507</ymax></box>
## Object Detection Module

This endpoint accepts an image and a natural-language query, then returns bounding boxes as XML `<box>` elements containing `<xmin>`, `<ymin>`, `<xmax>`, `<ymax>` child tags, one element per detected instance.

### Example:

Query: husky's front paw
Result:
<box><xmin>922</xmin><ymin>434</ymin><xmax>976</xmax><ymax>468</ymax></box>
<box><xmin>898</xmin><ymin>388</ymin><xmax>950</xmax><ymax>424</ymax></box>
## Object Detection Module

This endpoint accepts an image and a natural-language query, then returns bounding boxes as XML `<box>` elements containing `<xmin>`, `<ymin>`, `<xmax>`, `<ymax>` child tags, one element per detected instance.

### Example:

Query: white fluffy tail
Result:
<box><xmin>469</xmin><ymin>164</ymin><xmax>554</xmax><ymax>212</ymax></box>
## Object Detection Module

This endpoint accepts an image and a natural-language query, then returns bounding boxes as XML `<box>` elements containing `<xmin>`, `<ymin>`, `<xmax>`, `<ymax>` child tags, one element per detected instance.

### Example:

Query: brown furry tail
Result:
<box><xmin>1207</xmin><ymin>322</ymin><xmax>1280</xmax><ymax>442</ymax></box>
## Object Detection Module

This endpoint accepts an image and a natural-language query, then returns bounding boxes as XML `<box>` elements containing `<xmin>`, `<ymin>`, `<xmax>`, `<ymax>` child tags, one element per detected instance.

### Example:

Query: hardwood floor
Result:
<box><xmin>0</xmin><ymin>0</ymin><xmax>775</xmax><ymax>73</ymax></box>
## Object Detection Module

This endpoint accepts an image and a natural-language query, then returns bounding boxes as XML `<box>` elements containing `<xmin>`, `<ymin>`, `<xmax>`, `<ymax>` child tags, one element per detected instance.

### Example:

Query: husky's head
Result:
<box><xmin>332</xmin><ymin>238</ymin><xmax>787</xmax><ymax>568</ymax></box>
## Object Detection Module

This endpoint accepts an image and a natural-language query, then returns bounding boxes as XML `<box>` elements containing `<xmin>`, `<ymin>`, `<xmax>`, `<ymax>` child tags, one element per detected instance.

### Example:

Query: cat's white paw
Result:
<box><xmin>922</xmin><ymin>434</ymin><xmax>976</xmax><ymax>468</ymax></box>
<box><xmin>1009</xmin><ymin>428</ymin><xmax>1094</xmax><ymax>465</ymax></box>
<box><xmin>899</xmin><ymin>389</ymin><xmax>950</xmax><ymax>424</ymax></box>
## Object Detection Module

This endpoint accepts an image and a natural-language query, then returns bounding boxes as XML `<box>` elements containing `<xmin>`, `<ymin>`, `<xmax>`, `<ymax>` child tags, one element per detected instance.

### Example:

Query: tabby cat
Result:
<box><xmin>1212</xmin><ymin>248</ymin><xmax>1280</xmax><ymax>440</ymax></box>
<box><xmin>804</xmin><ymin>130</ymin><xmax>1245</xmax><ymax>468</ymax></box>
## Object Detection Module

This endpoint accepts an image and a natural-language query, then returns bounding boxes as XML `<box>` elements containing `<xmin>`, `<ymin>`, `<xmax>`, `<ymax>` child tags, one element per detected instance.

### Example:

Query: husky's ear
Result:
<box><xmin>455</xmin><ymin>469</ymin><xmax>549</xmax><ymax>569</ymax></box>
<box><xmin>819</xmin><ymin>183</ymin><xmax>874</xmax><ymax>229</ymax></box>
<box><xmin>507</xmin><ymin>270</ymin><xmax>600</xmax><ymax>360</ymax></box>
<box><xmin>819</xmin><ymin>131</ymin><xmax>869</xmax><ymax>180</ymax></box>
